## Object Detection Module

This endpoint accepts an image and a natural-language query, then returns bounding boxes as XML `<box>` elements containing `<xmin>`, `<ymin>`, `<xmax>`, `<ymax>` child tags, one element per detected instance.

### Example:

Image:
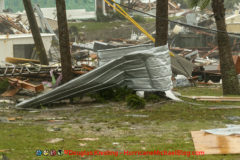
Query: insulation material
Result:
<box><xmin>16</xmin><ymin>45</ymin><xmax>173</xmax><ymax>108</ymax></box>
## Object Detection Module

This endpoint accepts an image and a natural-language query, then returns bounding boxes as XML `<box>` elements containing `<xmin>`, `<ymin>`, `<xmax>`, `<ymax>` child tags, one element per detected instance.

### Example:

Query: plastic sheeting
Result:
<box><xmin>204</xmin><ymin>125</ymin><xmax>240</xmax><ymax>136</ymax></box>
<box><xmin>16</xmin><ymin>45</ymin><xmax>173</xmax><ymax>108</ymax></box>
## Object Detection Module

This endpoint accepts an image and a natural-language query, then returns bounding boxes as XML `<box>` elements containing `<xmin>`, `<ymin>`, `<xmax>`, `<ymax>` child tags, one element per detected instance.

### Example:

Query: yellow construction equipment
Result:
<box><xmin>104</xmin><ymin>0</ymin><xmax>174</xmax><ymax>56</ymax></box>
<box><xmin>104</xmin><ymin>0</ymin><xmax>155</xmax><ymax>42</ymax></box>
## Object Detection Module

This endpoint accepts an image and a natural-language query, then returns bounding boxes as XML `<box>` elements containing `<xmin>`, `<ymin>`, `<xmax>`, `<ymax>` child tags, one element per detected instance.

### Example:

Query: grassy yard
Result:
<box><xmin>68</xmin><ymin>20</ymin><xmax>156</xmax><ymax>41</ymax></box>
<box><xmin>1</xmin><ymin>86</ymin><xmax>240</xmax><ymax>159</ymax></box>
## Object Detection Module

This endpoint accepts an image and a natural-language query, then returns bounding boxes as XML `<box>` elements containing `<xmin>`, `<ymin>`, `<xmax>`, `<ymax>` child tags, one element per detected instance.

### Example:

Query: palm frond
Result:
<box><xmin>188</xmin><ymin>0</ymin><xmax>210</xmax><ymax>9</ymax></box>
<box><xmin>189</xmin><ymin>0</ymin><xmax>200</xmax><ymax>8</ymax></box>
<box><xmin>200</xmin><ymin>0</ymin><xmax>211</xmax><ymax>10</ymax></box>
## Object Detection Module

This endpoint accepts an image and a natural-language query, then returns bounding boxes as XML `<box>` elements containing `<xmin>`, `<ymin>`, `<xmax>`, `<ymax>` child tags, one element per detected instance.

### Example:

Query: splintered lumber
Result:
<box><xmin>1</xmin><ymin>87</ymin><xmax>20</xmax><ymax>97</ymax></box>
<box><xmin>191</xmin><ymin>131</ymin><xmax>240</xmax><ymax>155</ymax></box>
<box><xmin>0</xmin><ymin>15</ymin><xmax>27</xmax><ymax>33</ymax></box>
<box><xmin>5</xmin><ymin>57</ymin><xmax>40</xmax><ymax>64</ymax></box>
<box><xmin>8</xmin><ymin>78</ymin><xmax>44</xmax><ymax>93</ymax></box>
<box><xmin>81</xmin><ymin>64</ymin><xmax>95</xmax><ymax>71</ymax></box>
<box><xmin>0</xmin><ymin>65</ymin><xmax>93</xmax><ymax>77</ymax></box>
<box><xmin>183</xmin><ymin>96</ymin><xmax>240</xmax><ymax>102</ymax></box>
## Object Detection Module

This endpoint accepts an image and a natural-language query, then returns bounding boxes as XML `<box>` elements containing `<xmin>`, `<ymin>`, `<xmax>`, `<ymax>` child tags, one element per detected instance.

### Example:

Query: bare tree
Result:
<box><xmin>23</xmin><ymin>0</ymin><xmax>49</xmax><ymax>65</ymax></box>
<box><xmin>56</xmin><ymin>0</ymin><xmax>74</xmax><ymax>83</ymax></box>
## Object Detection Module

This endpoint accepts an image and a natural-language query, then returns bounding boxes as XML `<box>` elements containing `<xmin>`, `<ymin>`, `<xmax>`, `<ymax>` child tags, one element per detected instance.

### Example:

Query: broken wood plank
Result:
<box><xmin>191</xmin><ymin>131</ymin><xmax>240</xmax><ymax>155</ymax></box>
<box><xmin>203</xmin><ymin>46</ymin><xmax>218</xmax><ymax>58</ymax></box>
<box><xmin>197</xmin><ymin>99</ymin><xmax>240</xmax><ymax>102</ymax></box>
<box><xmin>72</xmin><ymin>71</ymin><xmax>87</xmax><ymax>75</ymax></box>
<box><xmin>5</xmin><ymin>57</ymin><xmax>40</xmax><ymax>64</ymax></box>
<box><xmin>8</xmin><ymin>78</ymin><xmax>44</xmax><ymax>93</ymax></box>
<box><xmin>1</xmin><ymin>87</ymin><xmax>20</xmax><ymax>97</ymax></box>
<box><xmin>183</xmin><ymin>96</ymin><xmax>240</xmax><ymax>99</ymax></box>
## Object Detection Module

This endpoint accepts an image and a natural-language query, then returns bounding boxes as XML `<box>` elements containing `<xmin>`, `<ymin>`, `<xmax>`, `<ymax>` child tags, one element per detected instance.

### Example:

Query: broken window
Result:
<box><xmin>13</xmin><ymin>44</ymin><xmax>37</xmax><ymax>59</ymax></box>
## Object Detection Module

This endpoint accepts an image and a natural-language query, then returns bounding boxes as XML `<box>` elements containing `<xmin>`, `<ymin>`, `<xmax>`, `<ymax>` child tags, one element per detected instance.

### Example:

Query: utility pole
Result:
<box><xmin>23</xmin><ymin>0</ymin><xmax>49</xmax><ymax>65</ymax></box>
<box><xmin>56</xmin><ymin>0</ymin><xmax>74</xmax><ymax>83</ymax></box>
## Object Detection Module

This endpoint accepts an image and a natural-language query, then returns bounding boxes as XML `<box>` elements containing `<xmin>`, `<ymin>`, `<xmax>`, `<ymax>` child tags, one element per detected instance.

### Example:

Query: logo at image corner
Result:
<box><xmin>50</xmin><ymin>150</ymin><xmax>57</xmax><ymax>156</ymax></box>
<box><xmin>43</xmin><ymin>150</ymin><xmax>49</xmax><ymax>156</ymax></box>
<box><xmin>36</xmin><ymin>150</ymin><xmax>42</xmax><ymax>156</ymax></box>
<box><xmin>58</xmin><ymin>150</ymin><xmax>63</xmax><ymax>156</ymax></box>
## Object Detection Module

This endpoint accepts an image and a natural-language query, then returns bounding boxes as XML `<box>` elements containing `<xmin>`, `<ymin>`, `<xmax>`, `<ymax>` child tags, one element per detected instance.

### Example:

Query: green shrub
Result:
<box><xmin>132</xmin><ymin>15</ymin><xmax>145</xmax><ymax>23</ymax></box>
<box><xmin>96</xmin><ymin>10</ymin><xmax>126</xmax><ymax>22</ymax></box>
<box><xmin>126</xmin><ymin>94</ymin><xmax>146</xmax><ymax>109</ymax></box>
<box><xmin>145</xmin><ymin>93</ymin><xmax>161</xmax><ymax>103</ymax></box>
<box><xmin>0</xmin><ymin>79</ymin><xmax>9</xmax><ymax>94</ymax></box>
<box><xmin>89</xmin><ymin>86</ymin><xmax>134</xmax><ymax>103</ymax></box>
<box><xmin>114</xmin><ymin>86</ymin><xmax>134</xmax><ymax>101</ymax></box>
<box><xmin>89</xmin><ymin>89</ymin><xmax>114</xmax><ymax>103</ymax></box>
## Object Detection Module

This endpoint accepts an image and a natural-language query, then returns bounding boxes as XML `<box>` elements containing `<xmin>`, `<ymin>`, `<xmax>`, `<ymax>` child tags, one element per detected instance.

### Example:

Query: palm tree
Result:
<box><xmin>23</xmin><ymin>0</ymin><xmax>49</xmax><ymax>65</ymax></box>
<box><xmin>190</xmin><ymin>0</ymin><xmax>239</xmax><ymax>95</ymax></box>
<box><xmin>56</xmin><ymin>0</ymin><xmax>74</xmax><ymax>83</ymax></box>
<box><xmin>155</xmin><ymin>0</ymin><xmax>168</xmax><ymax>46</ymax></box>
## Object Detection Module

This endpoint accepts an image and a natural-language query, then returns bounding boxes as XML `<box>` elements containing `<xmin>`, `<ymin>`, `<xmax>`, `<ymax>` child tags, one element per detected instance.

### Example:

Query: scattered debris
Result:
<box><xmin>1</xmin><ymin>88</ymin><xmax>20</xmax><ymax>97</ymax></box>
<box><xmin>112</xmin><ymin>142</ymin><xmax>119</xmax><ymax>145</ymax></box>
<box><xmin>173</xmin><ymin>75</ymin><xmax>191</xmax><ymax>87</ymax></box>
<box><xmin>7</xmin><ymin>117</ymin><xmax>22</xmax><ymax>121</ymax></box>
<box><xmin>227</xmin><ymin>116</ymin><xmax>240</xmax><ymax>121</ymax></box>
<box><xmin>47</xmin><ymin>127</ymin><xmax>61</xmax><ymax>132</ymax></box>
<box><xmin>0</xmin><ymin>149</ymin><xmax>10</xmax><ymax>153</ymax></box>
<box><xmin>17</xmin><ymin>45</ymin><xmax>174</xmax><ymax>108</ymax></box>
<box><xmin>6</xmin><ymin>78</ymin><xmax>44</xmax><ymax>94</ymax></box>
<box><xmin>204</xmin><ymin>125</ymin><xmax>240</xmax><ymax>136</ymax></box>
<box><xmin>0</xmin><ymin>100</ymin><xmax>15</xmax><ymax>104</ymax></box>
<box><xmin>5</xmin><ymin>57</ymin><xmax>40</xmax><ymax>64</ymax></box>
<box><xmin>79</xmin><ymin>143</ymin><xmax>87</xmax><ymax>146</ymax></box>
<box><xmin>208</xmin><ymin>106</ymin><xmax>240</xmax><ymax>110</ymax></box>
<box><xmin>0</xmin><ymin>117</ymin><xmax>9</xmax><ymax>123</ymax></box>
<box><xmin>124</xmin><ymin>114</ymin><xmax>149</xmax><ymax>118</ymax></box>
<box><xmin>184</xmin><ymin>96</ymin><xmax>240</xmax><ymax>102</ymax></box>
<box><xmin>46</xmin><ymin>138</ymin><xmax>64</xmax><ymax>144</ymax></box>
<box><xmin>78</xmin><ymin>138</ymin><xmax>99</xmax><ymax>141</ymax></box>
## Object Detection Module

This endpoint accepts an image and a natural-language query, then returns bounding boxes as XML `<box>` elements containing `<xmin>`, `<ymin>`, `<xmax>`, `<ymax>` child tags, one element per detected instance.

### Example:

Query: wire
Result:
<box><xmin>110</xmin><ymin>1</ymin><xmax>240</xmax><ymax>38</ymax></box>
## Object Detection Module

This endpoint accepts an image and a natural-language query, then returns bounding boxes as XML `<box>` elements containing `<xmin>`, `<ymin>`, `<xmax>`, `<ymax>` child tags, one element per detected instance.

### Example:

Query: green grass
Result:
<box><xmin>1</xmin><ymin>87</ymin><xmax>240</xmax><ymax>159</ymax></box>
<box><xmin>174</xmin><ymin>86</ymin><xmax>223</xmax><ymax>96</ymax></box>
<box><xmin>69</xmin><ymin>21</ymin><xmax>123</xmax><ymax>32</ymax></box>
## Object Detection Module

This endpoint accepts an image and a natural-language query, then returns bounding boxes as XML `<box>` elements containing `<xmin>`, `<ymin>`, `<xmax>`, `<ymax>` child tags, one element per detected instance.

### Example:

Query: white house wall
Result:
<box><xmin>40</xmin><ymin>8</ymin><xmax>96</xmax><ymax>20</ymax></box>
<box><xmin>0</xmin><ymin>0</ymin><xmax>4</xmax><ymax>12</ymax></box>
<box><xmin>0</xmin><ymin>39</ymin><xmax>13</xmax><ymax>62</ymax></box>
<box><xmin>0</xmin><ymin>34</ymin><xmax>53</xmax><ymax>62</ymax></box>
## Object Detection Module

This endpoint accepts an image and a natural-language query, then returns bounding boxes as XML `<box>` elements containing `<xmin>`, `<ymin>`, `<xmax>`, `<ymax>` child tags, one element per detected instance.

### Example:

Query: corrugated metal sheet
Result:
<box><xmin>16</xmin><ymin>45</ymin><xmax>173</xmax><ymax>108</ymax></box>
<box><xmin>98</xmin><ymin>44</ymin><xmax>194</xmax><ymax>77</ymax></box>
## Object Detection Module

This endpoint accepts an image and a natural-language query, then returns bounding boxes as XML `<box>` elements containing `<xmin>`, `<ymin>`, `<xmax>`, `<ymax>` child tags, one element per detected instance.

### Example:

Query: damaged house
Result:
<box><xmin>0</xmin><ymin>12</ymin><xmax>54</xmax><ymax>62</ymax></box>
<box><xmin>4</xmin><ymin>0</ymin><xmax>97</xmax><ymax>21</ymax></box>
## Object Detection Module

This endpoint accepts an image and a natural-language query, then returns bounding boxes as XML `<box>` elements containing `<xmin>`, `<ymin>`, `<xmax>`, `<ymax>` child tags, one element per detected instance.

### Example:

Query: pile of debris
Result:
<box><xmin>0</xmin><ymin>14</ymin><xmax>29</xmax><ymax>34</ymax></box>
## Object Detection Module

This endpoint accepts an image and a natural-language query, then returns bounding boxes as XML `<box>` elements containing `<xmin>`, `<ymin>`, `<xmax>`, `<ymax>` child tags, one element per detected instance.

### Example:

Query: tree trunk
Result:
<box><xmin>96</xmin><ymin>0</ymin><xmax>104</xmax><ymax>21</ymax></box>
<box><xmin>56</xmin><ymin>0</ymin><xmax>74</xmax><ymax>83</ymax></box>
<box><xmin>23</xmin><ymin>0</ymin><xmax>49</xmax><ymax>65</ymax></box>
<box><xmin>155</xmin><ymin>0</ymin><xmax>168</xmax><ymax>47</ymax></box>
<box><xmin>212</xmin><ymin>0</ymin><xmax>240</xmax><ymax>95</ymax></box>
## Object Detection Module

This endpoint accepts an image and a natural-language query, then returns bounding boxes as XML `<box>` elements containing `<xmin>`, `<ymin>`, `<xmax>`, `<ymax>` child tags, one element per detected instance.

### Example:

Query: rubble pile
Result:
<box><xmin>0</xmin><ymin>14</ymin><xmax>29</xmax><ymax>34</ymax></box>
<box><xmin>0</xmin><ymin>1</ymin><xmax>240</xmax><ymax>107</ymax></box>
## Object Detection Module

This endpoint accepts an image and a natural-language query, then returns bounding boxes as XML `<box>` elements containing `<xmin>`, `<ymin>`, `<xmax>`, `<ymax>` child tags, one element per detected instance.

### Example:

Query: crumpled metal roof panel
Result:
<box><xmin>16</xmin><ymin>45</ymin><xmax>172</xmax><ymax>108</ymax></box>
